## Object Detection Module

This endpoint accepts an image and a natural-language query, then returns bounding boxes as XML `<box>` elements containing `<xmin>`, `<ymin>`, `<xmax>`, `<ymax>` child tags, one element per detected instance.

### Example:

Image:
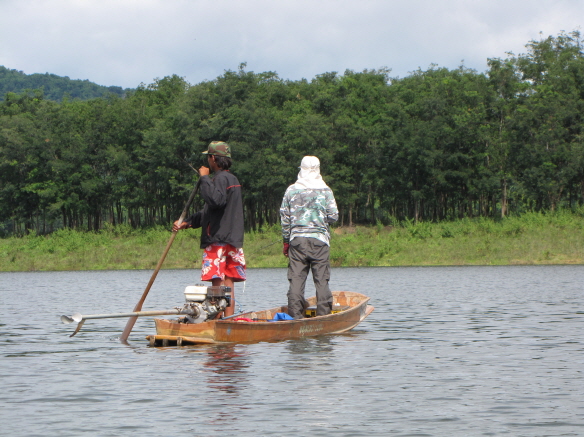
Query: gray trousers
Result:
<box><xmin>287</xmin><ymin>237</ymin><xmax>333</xmax><ymax>319</ymax></box>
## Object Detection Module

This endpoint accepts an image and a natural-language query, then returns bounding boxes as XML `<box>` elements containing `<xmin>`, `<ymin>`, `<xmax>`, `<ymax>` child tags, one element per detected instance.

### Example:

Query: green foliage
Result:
<box><xmin>2</xmin><ymin>31</ymin><xmax>584</xmax><ymax>236</ymax></box>
<box><xmin>1</xmin><ymin>212</ymin><xmax>583</xmax><ymax>271</ymax></box>
<box><xmin>0</xmin><ymin>66</ymin><xmax>133</xmax><ymax>101</ymax></box>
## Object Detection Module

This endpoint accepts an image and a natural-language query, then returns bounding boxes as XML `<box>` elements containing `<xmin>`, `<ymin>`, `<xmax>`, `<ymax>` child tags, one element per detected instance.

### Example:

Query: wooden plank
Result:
<box><xmin>146</xmin><ymin>334</ymin><xmax>219</xmax><ymax>346</ymax></box>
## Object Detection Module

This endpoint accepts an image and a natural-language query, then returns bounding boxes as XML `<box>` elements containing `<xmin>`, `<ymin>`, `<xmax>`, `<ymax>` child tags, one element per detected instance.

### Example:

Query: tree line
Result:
<box><xmin>0</xmin><ymin>66</ymin><xmax>131</xmax><ymax>102</ymax></box>
<box><xmin>1</xmin><ymin>31</ymin><xmax>584</xmax><ymax>236</ymax></box>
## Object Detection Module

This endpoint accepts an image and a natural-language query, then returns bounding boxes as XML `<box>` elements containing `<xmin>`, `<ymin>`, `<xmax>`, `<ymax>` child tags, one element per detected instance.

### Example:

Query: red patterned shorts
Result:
<box><xmin>201</xmin><ymin>243</ymin><xmax>246</xmax><ymax>282</ymax></box>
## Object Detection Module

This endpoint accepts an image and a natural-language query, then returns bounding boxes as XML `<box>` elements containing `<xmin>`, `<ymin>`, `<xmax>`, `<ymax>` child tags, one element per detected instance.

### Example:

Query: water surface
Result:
<box><xmin>1</xmin><ymin>266</ymin><xmax>583</xmax><ymax>436</ymax></box>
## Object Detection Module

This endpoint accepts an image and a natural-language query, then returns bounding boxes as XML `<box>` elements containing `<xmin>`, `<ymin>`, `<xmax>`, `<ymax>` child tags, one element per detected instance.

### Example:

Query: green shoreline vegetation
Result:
<box><xmin>1</xmin><ymin>211</ymin><xmax>582</xmax><ymax>272</ymax></box>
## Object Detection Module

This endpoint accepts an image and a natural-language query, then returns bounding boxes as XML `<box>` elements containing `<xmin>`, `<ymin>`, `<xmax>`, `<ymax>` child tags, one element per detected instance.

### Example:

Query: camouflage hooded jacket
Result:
<box><xmin>279</xmin><ymin>185</ymin><xmax>339</xmax><ymax>246</ymax></box>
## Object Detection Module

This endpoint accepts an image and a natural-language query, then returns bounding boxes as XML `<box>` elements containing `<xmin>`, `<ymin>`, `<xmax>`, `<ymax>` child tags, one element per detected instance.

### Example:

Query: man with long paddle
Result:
<box><xmin>172</xmin><ymin>141</ymin><xmax>246</xmax><ymax>317</ymax></box>
<box><xmin>120</xmin><ymin>141</ymin><xmax>245</xmax><ymax>342</ymax></box>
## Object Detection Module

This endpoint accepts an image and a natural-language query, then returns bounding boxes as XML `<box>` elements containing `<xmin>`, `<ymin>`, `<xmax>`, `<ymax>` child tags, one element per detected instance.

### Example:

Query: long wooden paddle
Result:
<box><xmin>120</xmin><ymin>178</ymin><xmax>201</xmax><ymax>342</ymax></box>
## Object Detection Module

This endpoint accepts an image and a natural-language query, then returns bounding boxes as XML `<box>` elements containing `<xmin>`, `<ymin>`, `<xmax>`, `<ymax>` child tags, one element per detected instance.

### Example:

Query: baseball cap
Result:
<box><xmin>202</xmin><ymin>141</ymin><xmax>231</xmax><ymax>157</ymax></box>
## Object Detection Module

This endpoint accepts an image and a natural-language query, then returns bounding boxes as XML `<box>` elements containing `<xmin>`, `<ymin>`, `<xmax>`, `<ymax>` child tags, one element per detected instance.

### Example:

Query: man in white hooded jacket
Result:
<box><xmin>279</xmin><ymin>156</ymin><xmax>339</xmax><ymax>319</ymax></box>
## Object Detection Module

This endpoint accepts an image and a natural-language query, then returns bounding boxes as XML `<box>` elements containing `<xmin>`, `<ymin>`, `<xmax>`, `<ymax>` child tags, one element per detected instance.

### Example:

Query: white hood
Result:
<box><xmin>293</xmin><ymin>156</ymin><xmax>329</xmax><ymax>189</ymax></box>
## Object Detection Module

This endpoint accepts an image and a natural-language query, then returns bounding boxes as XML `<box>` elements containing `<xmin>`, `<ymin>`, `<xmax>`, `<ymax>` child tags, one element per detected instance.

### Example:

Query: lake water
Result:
<box><xmin>1</xmin><ymin>266</ymin><xmax>583</xmax><ymax>436</ymax></box>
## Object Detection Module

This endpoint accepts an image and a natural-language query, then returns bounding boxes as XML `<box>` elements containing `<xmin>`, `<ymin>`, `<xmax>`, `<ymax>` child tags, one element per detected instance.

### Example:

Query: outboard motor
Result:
<box><xmin>178</xmin><ymin>285</ymin><xmax>231</xmax><ymax>323</ymax></box>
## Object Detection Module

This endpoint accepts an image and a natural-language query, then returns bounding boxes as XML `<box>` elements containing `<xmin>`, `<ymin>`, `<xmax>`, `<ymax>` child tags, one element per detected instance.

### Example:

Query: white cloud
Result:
<box><xmin>0</xmin><ymin>0</ymin><xmax>582</xmax><ymax>88</ymax></box>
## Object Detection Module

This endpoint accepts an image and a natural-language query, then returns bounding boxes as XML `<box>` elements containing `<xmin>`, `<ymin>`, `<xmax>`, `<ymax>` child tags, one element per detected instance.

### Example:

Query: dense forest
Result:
<box><xmin>0</xmin><ymin>66</ymin><xmax>132</xmax><ymax>101</ymax></box>
<box><xmin>1</xmin><ymin>31</ymin><xmax>584</xmax><ymax>236</ymax></box>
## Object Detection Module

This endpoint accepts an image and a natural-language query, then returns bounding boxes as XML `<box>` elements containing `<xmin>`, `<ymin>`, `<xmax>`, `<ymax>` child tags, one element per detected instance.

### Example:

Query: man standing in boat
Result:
<box><xmin>280</xmin><ymin>156</ymin><xmax>339</xmax><ymax>319</ymax></box>
<box><xmin>173</xmin><ymin>141</ymin><xmax>246</xmax><ymax>317</ymax></box>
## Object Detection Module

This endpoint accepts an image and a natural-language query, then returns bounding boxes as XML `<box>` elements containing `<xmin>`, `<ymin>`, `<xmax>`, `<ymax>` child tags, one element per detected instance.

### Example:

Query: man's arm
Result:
<box><xmin>326</xmin><ymin>190</ymin><xmax>339</xmax><ymax>224</ymax></box>
<box><xmin>280</xmin><ymin>191</ymin><xmax>292</xmax><ymax>257</ymax></box>
<box><xmin>173</xmin><ymin>210</ymin><xmax>202</xmax><ymax>231</ymax></box>
<box><xmin>280</xmin><ymin>190</ymin><xmax>292</xmax><ymax>243</ymax></box>
<box><xmin>200</xmin><ymin>172</ymin><xmax>228</xmax><ymax>208</ymax></box>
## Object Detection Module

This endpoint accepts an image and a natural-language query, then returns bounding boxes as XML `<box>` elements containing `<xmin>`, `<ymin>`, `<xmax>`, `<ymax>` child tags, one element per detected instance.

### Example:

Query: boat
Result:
<box><xmin>146</xmin><ymin>291</ymin><xmax>374</xmax><ymax>346</ymax></box>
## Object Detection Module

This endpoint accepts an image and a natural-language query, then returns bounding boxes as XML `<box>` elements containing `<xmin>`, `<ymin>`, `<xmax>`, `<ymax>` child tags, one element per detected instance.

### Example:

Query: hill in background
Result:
<box><xmin>0</xmin><ymin>66</ymin><xmax>134</xmax><ymax>101</ymax></box>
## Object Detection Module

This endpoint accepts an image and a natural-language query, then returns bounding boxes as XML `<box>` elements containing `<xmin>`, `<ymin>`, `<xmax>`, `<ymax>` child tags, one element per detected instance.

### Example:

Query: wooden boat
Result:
<box><xmin>146</xmin><ymin>291</ymin><xmax>374</xmax><ymax>346</ymax></box>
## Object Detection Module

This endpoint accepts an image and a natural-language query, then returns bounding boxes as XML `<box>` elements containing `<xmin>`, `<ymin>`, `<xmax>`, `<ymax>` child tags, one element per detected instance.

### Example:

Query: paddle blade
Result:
<box><xmin>61</xmin><ymin>313</ymin><xmax>82</xmax><ymax>324</ymax></box>
<box><xmin>60</xmin><ymin>315</ymin><xmax>74</xmax><ymax>324</ymax></box>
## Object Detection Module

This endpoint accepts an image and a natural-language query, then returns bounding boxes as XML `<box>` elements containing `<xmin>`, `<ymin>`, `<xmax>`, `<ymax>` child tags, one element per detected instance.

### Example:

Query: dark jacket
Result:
<box><xmin>186</xmin><ymin>170</ymin><xmax>244</xmax><ymax>249</ymax></box>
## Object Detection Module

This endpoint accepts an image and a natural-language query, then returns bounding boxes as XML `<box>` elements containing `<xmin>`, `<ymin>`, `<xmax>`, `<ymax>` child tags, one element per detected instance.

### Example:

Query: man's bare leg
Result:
<box><xmin>212</xmin><ymin>277</ymin><xmax>235</xmax><ymax>317</ymax></box>
<box><xmin>223</xmin><ymin>277</ymin><xmax>235</xmax><ymax>317</ymax></box>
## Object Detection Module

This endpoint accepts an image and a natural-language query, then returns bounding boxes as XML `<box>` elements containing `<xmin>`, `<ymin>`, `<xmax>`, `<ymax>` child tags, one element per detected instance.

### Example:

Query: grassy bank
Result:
<box><xmin>1</xmin><ymin>211</ymin><xmax>583</xmax><ymax>272</ymax></box>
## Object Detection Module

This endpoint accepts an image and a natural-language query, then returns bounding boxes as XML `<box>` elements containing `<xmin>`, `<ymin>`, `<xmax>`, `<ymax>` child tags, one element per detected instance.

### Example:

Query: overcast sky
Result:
<box><xmin>1</xmin><ymin>0</ymin><xmax>583</xmax><ymax>89</ymax></box>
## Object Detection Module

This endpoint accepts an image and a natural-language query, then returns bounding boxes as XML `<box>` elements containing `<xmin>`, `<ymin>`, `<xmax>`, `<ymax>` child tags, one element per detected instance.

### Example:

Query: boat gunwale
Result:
<box><xmin>149</xmin><ymin>291</ymin><xmax>373</xmax><ymax>345</ymax></box>
<box><xmin>218</xmin><ymin>290</ymin><xmax>371</xmax><ymax>324</ymax></box>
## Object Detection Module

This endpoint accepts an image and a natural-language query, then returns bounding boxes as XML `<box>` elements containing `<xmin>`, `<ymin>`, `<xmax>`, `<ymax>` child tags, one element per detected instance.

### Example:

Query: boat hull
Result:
<box><xmin>147</xmin><ymin>291</ymin><xmax>374</xmax><ymax>346</ymax></box>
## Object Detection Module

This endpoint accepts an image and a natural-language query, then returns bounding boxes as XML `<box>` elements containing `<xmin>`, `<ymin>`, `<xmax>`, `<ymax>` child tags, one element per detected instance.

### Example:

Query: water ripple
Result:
<box><xmin>0</xmin><ymin>266</ymin><xmax>583</xmax><ymax>436</ymax></box>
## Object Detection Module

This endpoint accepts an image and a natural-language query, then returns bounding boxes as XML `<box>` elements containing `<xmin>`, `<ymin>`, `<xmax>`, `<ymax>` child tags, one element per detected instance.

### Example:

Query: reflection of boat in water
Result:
<box><xmin>147</xmin><ymin>291</ymin><xmax>374</xmax><ymax>347</ymax></box>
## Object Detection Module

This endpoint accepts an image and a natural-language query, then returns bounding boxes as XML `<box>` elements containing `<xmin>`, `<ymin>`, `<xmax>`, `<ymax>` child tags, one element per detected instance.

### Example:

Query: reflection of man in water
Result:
<box><xmin>203</xmin><ymin>345</ymin><xmax>247</xmax><ymax>394</ymax></box>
